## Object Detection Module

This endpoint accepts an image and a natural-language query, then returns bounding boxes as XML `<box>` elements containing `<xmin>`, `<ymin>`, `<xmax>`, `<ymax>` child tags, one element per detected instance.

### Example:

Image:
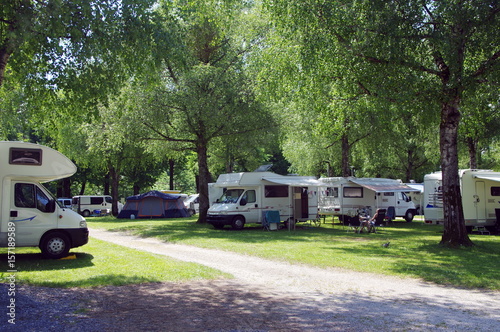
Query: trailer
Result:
<box><xmin>318</xmin><ymin>177</ymin><xmax>419</xmax><ymax>222</ymax></box>
<box><xmin>207</xmin><ymin>172</ymin><xmax>321</xmax><ymax>230</ymax></box>
<box><xmin>423</xmin><ymin>169</ymin><xmax>500</xmax><ymax>232</ymax></box>
<box><xmin>0</xmin><ymin>141</ymin><xmax>89</xmax><ymax>258</ymax></box>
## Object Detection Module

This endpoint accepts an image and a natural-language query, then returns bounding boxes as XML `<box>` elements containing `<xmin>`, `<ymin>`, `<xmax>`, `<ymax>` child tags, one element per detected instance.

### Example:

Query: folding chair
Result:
<box><xmin>263</xmin><ymin>210</ymin><xmax>281</xmax><ymax>231</ymax></box>
<box><xmin>370</xmin><ymin>208</ymin><xmax>387</xmax><ymax>233</ymax></box>
<box><xmin>347</xmin><ymin>215</ymin><xmax>361</xmax><ymax>233</ymax></box>
<box><xmin>385</xmin><ymin>206</ymin><xmax>395</xmax><ymax>226</ymax></box>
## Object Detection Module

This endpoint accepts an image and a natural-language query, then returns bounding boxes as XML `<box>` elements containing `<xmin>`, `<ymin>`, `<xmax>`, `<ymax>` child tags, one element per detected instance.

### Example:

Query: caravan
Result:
<box><xmin>318</xmin><ymin>177</ymin><xmax>419</xmax><ymax>222</ymax></box>
<box><xmin>423</xmin><ymin>169</ymin><xmax>500</xmax><ymax>232</ymax></box>
<box><xmin>0</xmin><ymin>141</ymin><xmax>88</xmax><ymax>258</ymax></box>
<box><xmin>207</xmin><ymin>172</ymin><xmax>321</xmax><ymax>229</ymax></box>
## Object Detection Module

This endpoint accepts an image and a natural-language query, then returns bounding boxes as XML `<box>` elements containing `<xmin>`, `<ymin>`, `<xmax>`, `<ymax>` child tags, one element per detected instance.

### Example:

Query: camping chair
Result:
<box><xmin>385</xmin><ymin>206</ymin><xmax>396</xmax><ymax>226</ymax></box>
<box><xmin>370</xmin><ymin>208</ymin><xmax>387</xmax><ymax>233</ymax></box>
<box><xmin>347</xmin><ymin>215</ymin><xmax>362</xmax><ymax>233</ymax></box>
<box><xmin>263</xmin><ymin>210</ymin><xmax>281</xmax><ymax>231</ymax></box>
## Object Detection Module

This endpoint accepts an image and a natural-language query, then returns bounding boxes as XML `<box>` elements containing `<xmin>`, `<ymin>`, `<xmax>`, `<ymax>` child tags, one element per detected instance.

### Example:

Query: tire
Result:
<box><xmin>231</xmin><ymin>216</ymin><xmax>245</xmax><ymax>230</ymax></box>
<box><xmin>405</xmin><ymin>209</ymin><xmax>415</xmax><ymax>222</ymax></box>
<box><xmin>82</xmin><ymin>209</ymin><xmax>91</xmax><ymax>217</ymax></box>
<box><xmin>40</xmin><ymin>232</ymin><xmax>71</xmax><ymax>259</ymax></box>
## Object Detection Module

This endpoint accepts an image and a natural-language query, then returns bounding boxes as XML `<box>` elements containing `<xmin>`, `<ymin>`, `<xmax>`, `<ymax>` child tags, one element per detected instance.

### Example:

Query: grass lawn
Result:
<box><xmin>0</xmin><ymin>237</ymin><xmax>229</xmax><ymax>288</ymax></box>
<box><xmin>87</xmin><ymin>215</ymin><xmax>500</xmax><ymax>290</ymax></box>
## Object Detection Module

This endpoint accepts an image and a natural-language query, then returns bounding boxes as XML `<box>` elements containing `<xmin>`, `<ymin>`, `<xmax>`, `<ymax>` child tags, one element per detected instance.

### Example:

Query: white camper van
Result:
<box><xmin>318</xmin><ymin>177</ymin><xmax>419</xmax><ymax>222</ymax></box>
<box><xmin>72</xmin><ymin>195</ymin><xmax>113</xmax><ymax>217</ymax></box>
<box><xmin>0</xmin><ymin>141</ymin><xmax>89</xmax><ymax>258</ymax></box>
<box><xmin>423</xmin><ymin>169</ymin><xmax>500</xmax><ymax>232</ymax></box>
<box><xmin>207</xmin><ymin>172</ymin><xmax>321</xmax><ymax>230</ymax></box>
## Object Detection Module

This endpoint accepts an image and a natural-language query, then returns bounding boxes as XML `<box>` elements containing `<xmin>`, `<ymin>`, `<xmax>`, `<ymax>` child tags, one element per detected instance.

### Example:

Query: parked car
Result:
<box><xmin>184</xmin><ymin>194</ymin><xmax>199</xmax><ymax>215</ymax></box>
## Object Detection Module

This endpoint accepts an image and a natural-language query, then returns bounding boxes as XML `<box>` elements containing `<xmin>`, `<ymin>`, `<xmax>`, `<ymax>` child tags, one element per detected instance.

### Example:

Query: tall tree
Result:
<box><xmin>139</xmin><ymin>1</ymin><xmax>275</xmax><ymax>223</ymax></box>
<box><xmin>266</xmin><ymin>0</ymin><xmax>500</xmax><ymax>247</ymax></box>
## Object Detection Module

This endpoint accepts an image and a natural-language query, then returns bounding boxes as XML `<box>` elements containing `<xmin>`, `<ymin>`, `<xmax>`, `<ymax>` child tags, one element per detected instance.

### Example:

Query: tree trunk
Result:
<box><xmin>439</xmin><ymin>97</ymin><xmax>474</xmax><ymax>247</ymax></box>
<box><xmin>109</xmin><ymin>165</ymin><xmax>120</xmax><ymax>216</ymax></box>
<box><xmin>169</xmin><ymin>159</ymin><xmax>175</xmax><ymax>190</ymax></box>
<box><xmin>467</xmin><ymin>137</ymin><xmax>478</xmax><ymax>169</ymax></box>
<box><xmin>196</xmin><ymin>142</ymin><xmax>210</xmax><ymax>223</ymax></box>
<box><xmin>341</xmin><ymin>134</ymin><xmax>350</xmax><ymax>177</ymax></box>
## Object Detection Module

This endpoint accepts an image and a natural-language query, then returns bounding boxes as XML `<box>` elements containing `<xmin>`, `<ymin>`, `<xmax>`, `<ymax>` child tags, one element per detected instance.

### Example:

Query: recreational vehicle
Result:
<box><xmin>423</xmin><ymin>169</ymin><xmax>500</xmax><ymax>232</ymax></box>
<box><xmin>318</xmin><ymin>177</ymin><xmax>419</xmax><ymax>222</ymax></box>
<box><xmin>207</xmin><ymin>172</ymin><xmax>321</xmax><ymax>229</ymax></box>
<box><xmin>72</xmin><ymin>195</ymin><xmax>113</xmax><ymax>216</ymax></box>
<box><xmin>0</xmin><ymin>141</ymin><xmax>89</xmax><ymax>258</ymax></box>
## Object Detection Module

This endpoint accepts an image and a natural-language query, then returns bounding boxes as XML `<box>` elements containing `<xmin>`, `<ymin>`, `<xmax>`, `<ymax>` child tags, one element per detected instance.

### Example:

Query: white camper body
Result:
<box><xmin>72</xmin><ymin>195</ymin><xmax>113</xmax><ymax>217</ymax></box>
<box><xmin>0</xmin><ymin>141</ymin><xmax>88</xmax><ymax>258</ymax></box>
<box><xmin>318</xmin><ymin>177</ymin><xmax>419</xmax><ymax>222</ymax></box>
<box><xmin>207</xmin><ymin>172</ymin><xmax>321</xmax><ymax>229</ymax></box>
<box><xmin>423</xmin><ymin>169</ymin><xmax>500</xmax><ymax>231</ymax></box>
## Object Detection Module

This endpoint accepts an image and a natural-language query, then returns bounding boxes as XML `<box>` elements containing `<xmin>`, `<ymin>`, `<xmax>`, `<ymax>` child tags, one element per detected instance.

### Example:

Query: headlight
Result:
<box><xmin>80</xmin><ymin>220</ymin><xmax>87</xmax><ymax>228</ymax></box>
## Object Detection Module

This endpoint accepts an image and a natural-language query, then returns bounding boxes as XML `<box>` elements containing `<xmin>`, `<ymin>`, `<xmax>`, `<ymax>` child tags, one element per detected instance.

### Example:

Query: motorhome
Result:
<box><xmin>0</xmin><ymin>141</ymin><xmax>89</xmax><ymax>258</ymax></box>
<box><xmin>423</xmin><ymin>169</ymin><xmax>500</xmax><ymax>232</ymax></box>
<box><xmin>318</xmin><ymin>177</ymin><xmax>419</xmax><ymax>222</ymax></box>
<box><xmin>207</xmin><ymin>172</ymin><xmax>322</xmax><ymax>230</ymax></box>
<box><xmin>72</xmin><ymin>195</ymin><xmax>113</xmax><ymax>217</ymax></box>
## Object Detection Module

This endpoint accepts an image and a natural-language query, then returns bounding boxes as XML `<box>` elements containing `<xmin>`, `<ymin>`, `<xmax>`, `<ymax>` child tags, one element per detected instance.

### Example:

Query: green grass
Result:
<box><xmin>86</xmin><ymin>215</ymin><xmax>500</xmax><ymax>290</ymax></box>
<box><xmin>0</xmin><ymin>237</ymin><xmax>229</xmax><ymax>288</ymax></box>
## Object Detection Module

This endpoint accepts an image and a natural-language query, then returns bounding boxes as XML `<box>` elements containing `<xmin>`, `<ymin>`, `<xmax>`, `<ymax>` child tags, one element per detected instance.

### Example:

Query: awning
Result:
<box><xmin>349</xmin><ymin>178</ymin><xmax>420</xmax><ymax>193</ymax></box>
<box><xmin>473</xmin><ymin>174</ymin><xmax>500</xmax><ymax>182</ymax></box>
<box><xmin>262</xmin><ymin>176</ymin><xmax>324</xmax><ymax>187</ymax></box>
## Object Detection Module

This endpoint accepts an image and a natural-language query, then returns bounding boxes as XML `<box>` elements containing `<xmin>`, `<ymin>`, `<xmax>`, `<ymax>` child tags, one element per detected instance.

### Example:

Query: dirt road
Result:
<box><xmin>84</xmin><ymin>228</ymin><xmax>500</xmax><ymax>331</ymax></box>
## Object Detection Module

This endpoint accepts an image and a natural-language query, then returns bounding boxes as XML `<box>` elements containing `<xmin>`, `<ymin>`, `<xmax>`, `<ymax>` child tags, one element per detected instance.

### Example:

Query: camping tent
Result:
<box><xmin>117</xmin><ymin>190</ymin><xmax>189</xmax><ymax>219</ymax></box>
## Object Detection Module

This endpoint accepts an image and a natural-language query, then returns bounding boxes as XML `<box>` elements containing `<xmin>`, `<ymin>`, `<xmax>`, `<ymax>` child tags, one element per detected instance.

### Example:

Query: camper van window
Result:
<box><xmin>344</xmin><ymin>187</ymin><xmax>363</xmax><ymax>198</ymax></box>
<box><xmin>265</xmin><ymin>185</ymin><xmax>288</xmax><ymax>198</ymax></box>
<box><xmin>105</xmin><ymin>196</ymin><xmax>112</xmax><ymax>203</ymax></box>
<box><xmin>90</xmin><ymin>197</ymin><xmax>104</xmax><ymax>205</ymax></box>
<box><xmin>219</xmin><ymin>189</ymin><xmax>244</xmax><ymax>203</ymax></box>
<box><xmin>9</xmin><ymin>148</ymin><xmax>42</xmax><ymax>165</ymax></box>
<box><xmin>384</xmin><ymin>192</ymin><xmax>395</xmax><ymax>197</ymax></box>
<box><xmin>36</xmin><ymin>187</ymin><xmax>52</xmax><ymax>212</ymax></box>
<box><xmin>242</xmin><ymin>190</ymin><xmax>256</xmax><ymax>203</ymax></box>
<box><xmin>326</xmin><ymin>187</ymin><xmax>339</xmax><ymax>197</ymax></box>
<box><xmin>491</xmin><ymin>187</ymin><xmax>500</xmax><ymax>196</ymax></box>
<box><xmin>15</xmin><ymin>183</ymin><xmax>36</xmax><ymax>208</ymax></box>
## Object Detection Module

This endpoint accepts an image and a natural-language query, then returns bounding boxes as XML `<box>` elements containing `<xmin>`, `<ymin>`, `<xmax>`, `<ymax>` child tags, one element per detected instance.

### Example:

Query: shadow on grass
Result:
<box><xmin>0</xmin><ymin>252</ymin><xmax>95</xmax><ymax>271</ymax></box>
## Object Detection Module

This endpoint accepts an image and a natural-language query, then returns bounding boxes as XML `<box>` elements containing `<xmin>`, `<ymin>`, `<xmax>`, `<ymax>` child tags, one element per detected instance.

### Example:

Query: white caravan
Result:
<box><xmin>0</xmin><ymin>141</ymin><xmax>89</xmax><ymax>258</ymax></box>
<box><xmin>72</xmin><ymin>195</ymin><xmax>113</xmax><ymax>217</ymax></box>
<box><xmin>318</xmin><ymin>177</ymin><xmax>419</xmax><ymax>222</ymax></box>
<box><xmin>423</xmin><ymin>169</ymin><xmax>500</xmax><ymax>232</ymax></box>
<box><xmin>207</xmin><ymin>172</ymin><xmax>321</xmax><ymax>229</ymax></box>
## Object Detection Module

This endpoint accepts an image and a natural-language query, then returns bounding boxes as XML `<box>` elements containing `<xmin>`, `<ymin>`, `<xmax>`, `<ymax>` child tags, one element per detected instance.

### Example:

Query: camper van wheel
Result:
<box><xmin>231</xmin><ymin>216</ymin><xmax>245</xmax><ymax>230</ymax></box>
<box><xmin>40</xmin><ymin>232</ymin><xmax>70</xmax><ymax>259</ymax></box>
<box><xmin>82</xmin><ymin>209</ymin><xmax>91</xmax><ymax>217</ymax></box>
<box><xmin>404</xmin><ymin>210</ymin><xmax>415</xmax><ymax>222</ymax></box>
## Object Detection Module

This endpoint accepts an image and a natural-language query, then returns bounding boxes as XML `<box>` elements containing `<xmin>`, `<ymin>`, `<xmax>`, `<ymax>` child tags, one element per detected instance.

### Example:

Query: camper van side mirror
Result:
<box><xmin>47</xmin><ymin>200</ymin><xmax>56</xmax><ymax>213</ymax></box>
<box><xmin>240</xmin><ymin>198</ymin><xmax>247</xmax><ymax>206</ymax></box>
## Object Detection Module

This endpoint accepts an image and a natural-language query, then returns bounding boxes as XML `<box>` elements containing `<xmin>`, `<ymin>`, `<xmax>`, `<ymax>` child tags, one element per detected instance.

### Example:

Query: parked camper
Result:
<box><xmin>0</xmin><ymin>141</ymin><xmax>88</xmax><ymax>258</ymax></box>
<box><xmin>318</xmin><ymin>177</ymin><xmax>419</xmax><ymax>222</ymax></box>
<box><xmin>207</xmin><ymin>172</ymin><xmax>321</xmax><ymax>230</ymax></box>
<box><xmin>57</xmin><ymin>197</ymin><xmax>72</xmax><ymax>209</ymax></box>
<box><xmin>423</xmin><ymin>169</ymin><xmax>500</xmax><ymax>232</ymax></box>
<box><xmin>72</xmin><ymin>195</ymin><xmax>112</xmax><ymax>217</ymax></box>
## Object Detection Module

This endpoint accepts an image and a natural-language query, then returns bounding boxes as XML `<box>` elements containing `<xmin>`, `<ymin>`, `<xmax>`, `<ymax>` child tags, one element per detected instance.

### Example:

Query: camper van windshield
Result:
<box><xmin>219</xmin><ymin>189</ymin><xmax>244</xmax><ymax>203</ymax></box>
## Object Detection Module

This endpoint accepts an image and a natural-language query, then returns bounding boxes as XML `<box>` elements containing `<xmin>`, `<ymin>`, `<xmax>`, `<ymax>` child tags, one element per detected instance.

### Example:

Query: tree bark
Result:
<box><xmin>196</xmin><ymin>142</ymin><xmax>210</xmax><ymax>223</ymax></box>
<box><xmin>439</xmin><ymin>96</ymin><xmax>474</xmax><ymax>247</ymax></box>
<box><xmin>341</xmin><ymin>134</ymin><xmax>350</xmax><ymax>177</ymax></box>
<box><xmin>467</xmin><ymin>137</ymin><xmax>478</xmax><ymax>169</ymax></box>
<box><xmin>169</xmin><ymin>159</ymin><xmax>175</xmax><ymax>190</ymax></box>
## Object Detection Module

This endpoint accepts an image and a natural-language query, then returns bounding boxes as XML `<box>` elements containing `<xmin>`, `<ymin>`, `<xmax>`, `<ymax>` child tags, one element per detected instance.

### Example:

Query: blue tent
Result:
<box><xmin>117</xmin><ymin>190</ymin><xmax>189</xmax><ymax>219</ymax></box>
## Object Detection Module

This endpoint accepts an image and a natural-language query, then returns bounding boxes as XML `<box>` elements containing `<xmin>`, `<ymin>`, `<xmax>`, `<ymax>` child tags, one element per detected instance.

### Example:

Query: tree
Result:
<box><xmin>1</xmin><ymin>0</ymin><xmax>156</xmax><ymax>104</ymax></box>
<box><xmin>266</xmin><ymin>0</ymin><xmax>500</xmax><ymax>247</ymax></box>
<box><xmin>137</xmin><ymin>1</ymin><xmax>275</xmax><ymax>223</ymax></box>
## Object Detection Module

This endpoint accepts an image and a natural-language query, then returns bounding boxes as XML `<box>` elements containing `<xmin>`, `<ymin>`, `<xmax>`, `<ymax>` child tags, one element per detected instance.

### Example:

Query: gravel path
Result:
<box><xmin>88</xmin><ymin>228</ymin><xmax>500</xmax><ymax>331</ymax></box>
<box><xmin>2</xmin><ymin>228</ymin><xmax>499</xmax><ymax>331</ymax></box>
